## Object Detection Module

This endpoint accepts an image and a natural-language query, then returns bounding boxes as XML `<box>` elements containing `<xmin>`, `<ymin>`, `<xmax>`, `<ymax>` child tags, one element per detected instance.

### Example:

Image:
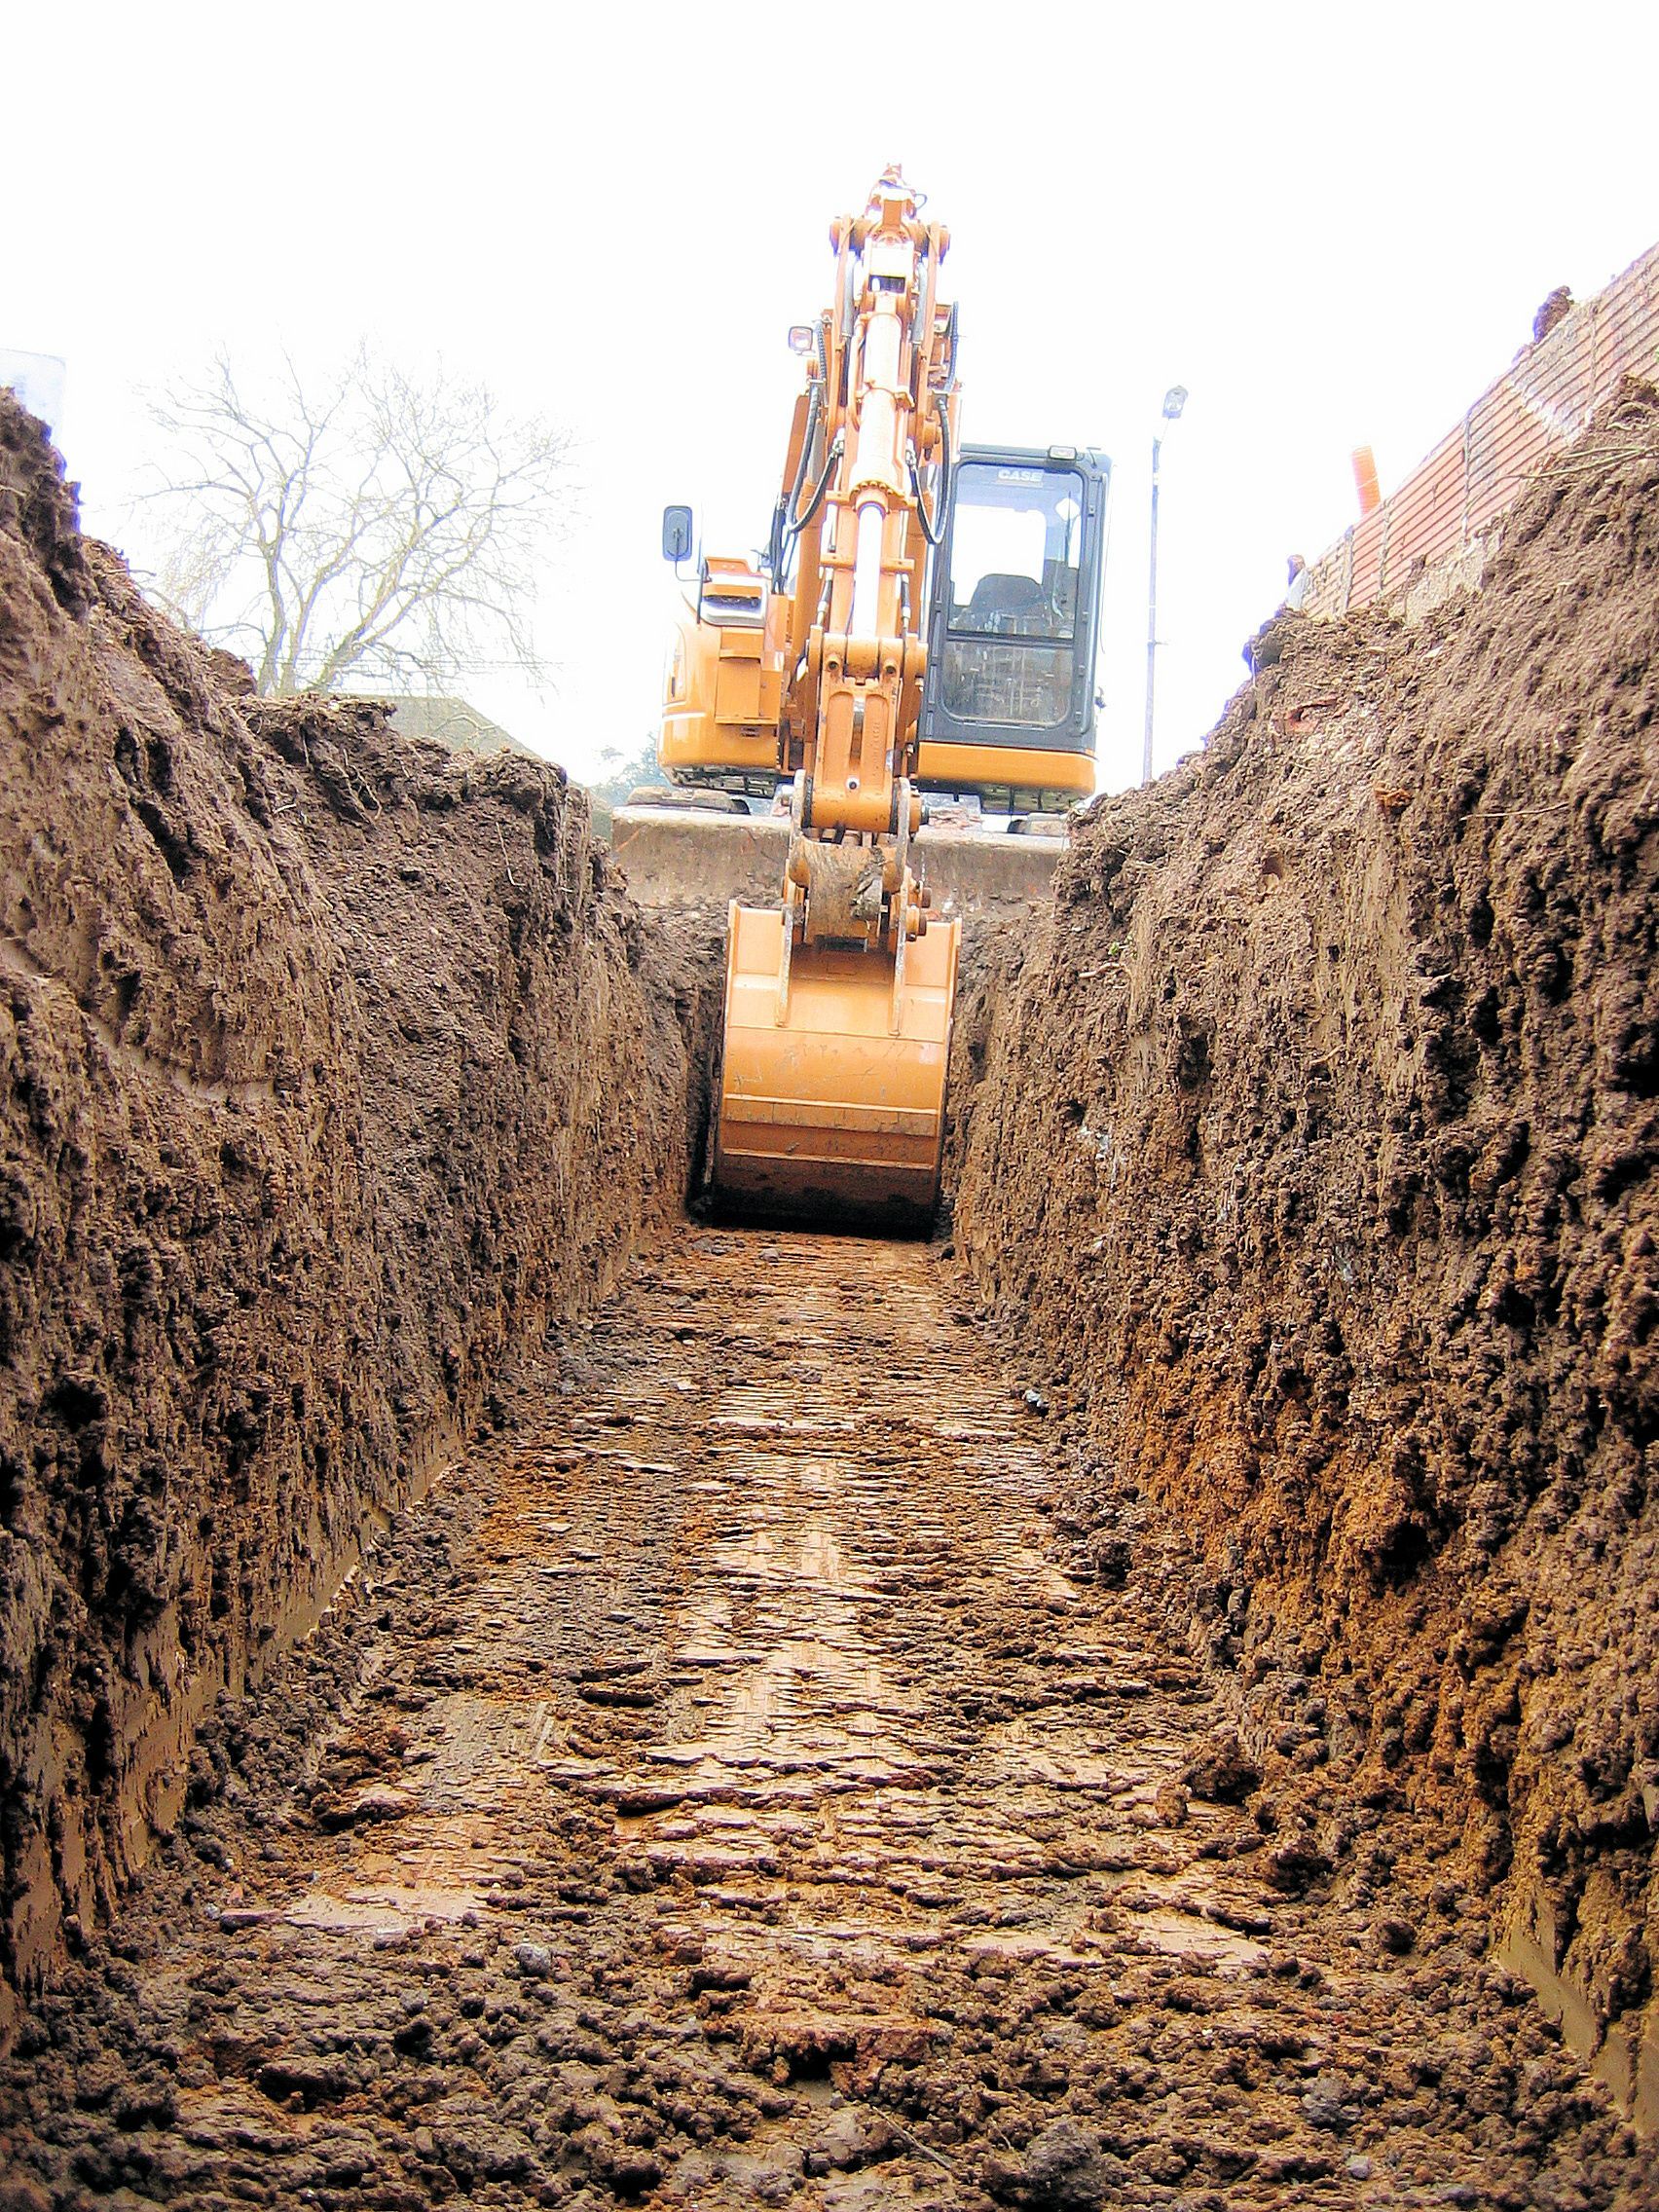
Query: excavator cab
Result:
<box><xmin>918</xmin><ymin>445</ymin><xmax>1110</xmax><ymax>812</ymax></box>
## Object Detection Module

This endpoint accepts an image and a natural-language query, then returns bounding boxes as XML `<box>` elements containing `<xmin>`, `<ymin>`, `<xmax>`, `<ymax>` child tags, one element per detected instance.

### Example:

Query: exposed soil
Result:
<box><xmin>2</xmin><ymin>1231</ymin><xmax>1647</xmax><ymax>2210</ymax></box>
<box><xmin>946</xmin><ymin>386</ymin><xmax>1659</xmax><ymax>2134</ymax></box>
<box><xmin>0</xmin><ymin>391</ymin><xmax>719</xmax><ymax>2037</ymax></box>
<box><xmin>2</xmin><ymin>374</ymin><xmax>1657</xmax><ymax>2212</ymax></box>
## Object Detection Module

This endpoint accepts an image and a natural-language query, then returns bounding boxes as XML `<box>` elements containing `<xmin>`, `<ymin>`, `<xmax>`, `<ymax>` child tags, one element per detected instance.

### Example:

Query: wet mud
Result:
<box><xmin>0</xmin><ymin>390</ymin><xmax>718</xmax><ymax>2034</ymax></box>
<box><xmin>2</xmin><ymin>1234</ymin><xmax>1647</xmax><ymax>2208</ymax></box>
<box><xmin>947</xmin><ymin>387</ymin><xmax>1659</xmax><ymax>2145</ymax></box>
<box><xmin>3</xmin><ymin>356</ymin><xmax>1657</xmax><ymax>2212</ymax></box>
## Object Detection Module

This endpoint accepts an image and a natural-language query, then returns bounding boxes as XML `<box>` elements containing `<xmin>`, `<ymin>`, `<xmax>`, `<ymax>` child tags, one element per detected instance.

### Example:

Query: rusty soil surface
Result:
<box><xmin>2</xmin><ymin>1231</ymin><xmax>1645</xmax><ymax>2211</ymax></box>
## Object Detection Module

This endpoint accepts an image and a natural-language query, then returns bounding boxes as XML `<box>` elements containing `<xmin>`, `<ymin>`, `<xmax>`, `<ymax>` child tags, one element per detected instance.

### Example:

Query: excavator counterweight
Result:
<box><xmin>625</xmin><ymin>168</ymin><xmax>1110</xmax><ymax>1228</ymax></box>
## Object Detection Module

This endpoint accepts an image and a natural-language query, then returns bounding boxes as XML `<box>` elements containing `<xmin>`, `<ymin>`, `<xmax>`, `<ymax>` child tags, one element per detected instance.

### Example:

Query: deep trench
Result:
<box><xmin>1</xmin><ymin>388</ymin><xmax>1657</xmax><ymax>2212</ymax></box>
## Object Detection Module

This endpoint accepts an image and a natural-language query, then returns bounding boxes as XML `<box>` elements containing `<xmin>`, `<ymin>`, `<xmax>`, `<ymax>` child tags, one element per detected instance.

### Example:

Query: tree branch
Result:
<box><xmin>133</xmin><ymin>347</ymin><xmax>572</xmax><ymax>699</ymax></box>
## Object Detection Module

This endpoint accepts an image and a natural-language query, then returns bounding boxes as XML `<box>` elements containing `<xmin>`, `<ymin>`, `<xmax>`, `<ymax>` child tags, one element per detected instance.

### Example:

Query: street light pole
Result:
<box><xmin>1143</xmin><ymin>435</ymin><xmax>1162</xmax><ymax>788</ymax></box>
<box><xmin>1142</xmin><ymin>385</ymin><xmax>1188</xmax><ymax>786</ymax></box>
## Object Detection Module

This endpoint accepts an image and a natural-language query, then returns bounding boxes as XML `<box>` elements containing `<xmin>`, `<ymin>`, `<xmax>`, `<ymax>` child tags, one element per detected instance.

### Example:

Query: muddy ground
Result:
<box><xmin>947</xmin><ymin>386</ymin><xmax>1659</xmax><ymax>2135</ymax></box>
<box><xmin>0</xmin><ymin>390</ymin><xmax>719</xmax><ymax>2036</ymax></box>
<box><xmin>1</xmin><ymin>1232</ymin><xmax>1648</xmax><ymax>2210</ymax></box>
<box><xmin>2</xmin><ymin>378</ymin><xmax>1657</xmax><ymax>2212</ymax></box>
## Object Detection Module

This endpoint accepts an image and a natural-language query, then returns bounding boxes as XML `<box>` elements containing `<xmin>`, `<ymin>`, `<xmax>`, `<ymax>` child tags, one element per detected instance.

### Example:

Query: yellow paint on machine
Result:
<box><xmin>916</xmin><ymin>741</ymin><xmax>1095</xmax><ymax>797</ymax></box>
<box><xmin>713</xmin><ymin>904</ymin><xmax>960</xmax><ymax>1227</ymax></box>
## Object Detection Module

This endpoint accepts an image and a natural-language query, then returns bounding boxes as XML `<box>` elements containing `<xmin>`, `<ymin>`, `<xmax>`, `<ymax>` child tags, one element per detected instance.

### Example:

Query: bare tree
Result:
<box><xmin>137</xmin><ymin>350</ymin><xmax>571</xmax><ymax>696</ymax></box>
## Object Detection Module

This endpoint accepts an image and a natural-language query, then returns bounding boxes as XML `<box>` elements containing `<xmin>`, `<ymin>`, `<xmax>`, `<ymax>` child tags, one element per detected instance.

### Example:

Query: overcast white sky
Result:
<box><xmin>9</xmin><ymin>3</ymin><xmax>1656</xmax><ymax>793</ymax></box>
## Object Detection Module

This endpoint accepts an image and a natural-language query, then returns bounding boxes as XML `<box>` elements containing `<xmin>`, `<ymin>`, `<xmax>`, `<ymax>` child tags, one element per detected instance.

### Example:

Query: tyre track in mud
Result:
<box><xmin>2</xmin><ymin>1230</ymin><xmax>1643</xmax><ymax>2210</ymax></box>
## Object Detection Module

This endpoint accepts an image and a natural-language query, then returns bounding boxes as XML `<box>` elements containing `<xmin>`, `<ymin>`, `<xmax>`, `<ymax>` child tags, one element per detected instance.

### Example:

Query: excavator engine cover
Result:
<box><xmin>711</xmin><ymin>903</ymin><xmax>961</xmax><ymax>1229</ymax></box>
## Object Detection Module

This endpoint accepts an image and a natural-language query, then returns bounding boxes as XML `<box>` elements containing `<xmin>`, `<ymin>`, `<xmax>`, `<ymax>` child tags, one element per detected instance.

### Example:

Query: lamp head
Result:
<box><xmin>1161</xmin><ymin>385</ymin><xmax>1189</xmax><ymax>422</ymax></box>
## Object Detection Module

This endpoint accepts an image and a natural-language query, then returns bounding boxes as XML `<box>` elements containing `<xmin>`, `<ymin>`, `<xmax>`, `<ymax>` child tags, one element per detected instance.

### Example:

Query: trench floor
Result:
<box><xmin>2</xmin><ymin>1230</ymin><xmax>1640</xmax><ymax>2210</ymax></box>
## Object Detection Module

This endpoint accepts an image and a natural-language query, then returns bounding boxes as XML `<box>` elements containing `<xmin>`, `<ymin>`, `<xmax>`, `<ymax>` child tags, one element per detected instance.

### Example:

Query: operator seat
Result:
<box><xmin>960</xmin><ymin>571</ymin><xmax>1048</xmax><ymax>634</ymax></box>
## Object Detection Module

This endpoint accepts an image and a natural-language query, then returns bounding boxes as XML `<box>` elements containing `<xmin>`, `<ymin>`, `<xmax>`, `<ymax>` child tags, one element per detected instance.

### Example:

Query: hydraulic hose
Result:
<box><xmin>772</xmin><ymin>326</ymin><xmax>830</xmax><ymax>580</ymax></box>
<box><xmin>787</xmin><ymin>430</ymin><xmax>842</xmax><ymax>547</ymax></box>
<box><xmin>909</xmin><ymin>387</ymin><xmax>952</xmax><ymax>549</ymax></box>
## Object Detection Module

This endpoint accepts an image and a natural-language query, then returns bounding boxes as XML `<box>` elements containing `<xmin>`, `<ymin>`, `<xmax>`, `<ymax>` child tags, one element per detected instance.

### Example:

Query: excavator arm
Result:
<box><xmin>704</xmin><ymin>168</ymin><xmax>963</xmax><ymax>1225</ymax></box>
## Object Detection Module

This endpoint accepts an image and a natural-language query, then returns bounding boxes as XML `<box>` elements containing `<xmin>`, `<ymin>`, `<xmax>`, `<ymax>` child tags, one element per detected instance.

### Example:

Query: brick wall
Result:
<box><xmin>1304</xmin><ymin>240</ymin><xmax>1659</xmax><ymax>617</ymax></box>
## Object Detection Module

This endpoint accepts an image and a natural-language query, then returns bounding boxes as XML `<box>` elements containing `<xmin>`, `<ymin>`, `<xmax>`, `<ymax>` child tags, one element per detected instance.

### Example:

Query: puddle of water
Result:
<box><xmin>1120</xmin><ymin>1906</ymin><xmax>1268</xmax><ymax>1971</ymax></box>
<box><xmin>1004</xmin><ymin>1545</ymin><xmax>1080</xmax><ymax>1604</ymax></box>
<box><xmin>286</xmin><ymin>1881</ymin><xmax>487</xmax><ymax>1935</ymax></box>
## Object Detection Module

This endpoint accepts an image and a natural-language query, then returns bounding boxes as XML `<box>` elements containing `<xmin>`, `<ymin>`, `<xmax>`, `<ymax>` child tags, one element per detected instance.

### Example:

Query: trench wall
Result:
<box><xmin>0</xmin><ymin>395</ymin><xmax>717</xmax><ymax>2035</ymax></box>
<box><xmin>948</xmin><ymin>389</ymin><xmax>1659</xmax><ymax>2123</ymax></box>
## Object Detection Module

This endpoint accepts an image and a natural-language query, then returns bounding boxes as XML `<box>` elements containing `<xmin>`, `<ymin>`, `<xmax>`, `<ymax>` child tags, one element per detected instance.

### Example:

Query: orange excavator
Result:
<box><xmin>613</xmin><ymin>167</ymin><xmax>1109</xmax><ymax>1229</ymax></box>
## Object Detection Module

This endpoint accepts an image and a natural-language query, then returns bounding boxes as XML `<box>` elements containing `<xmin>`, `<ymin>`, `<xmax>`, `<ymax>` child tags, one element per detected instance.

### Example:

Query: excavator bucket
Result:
<box><xmin>710</xmin><ymin>903</ymin><xmax>962</xmax><ymax>1229</ymax></box>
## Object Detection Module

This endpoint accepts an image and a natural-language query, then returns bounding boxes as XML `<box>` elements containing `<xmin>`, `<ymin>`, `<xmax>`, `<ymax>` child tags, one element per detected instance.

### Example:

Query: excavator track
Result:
<box><xmin>3</xmin><ymin>1230</ymin><xmax>1631</xmax><ymax>2209</ymax></box>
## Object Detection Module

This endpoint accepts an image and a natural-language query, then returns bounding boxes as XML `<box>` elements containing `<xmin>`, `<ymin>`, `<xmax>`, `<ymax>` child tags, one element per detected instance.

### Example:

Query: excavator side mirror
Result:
<box><xmin>661</xmin><ymin>504</ymin><xmax>694</xmax><ymax>564</ymax></box>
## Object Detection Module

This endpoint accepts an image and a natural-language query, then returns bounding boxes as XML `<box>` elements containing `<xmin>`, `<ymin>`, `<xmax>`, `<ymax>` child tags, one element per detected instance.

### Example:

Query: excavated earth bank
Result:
<box><xmin>1</xmin><ymin>385</ymin><xmax>1656</xmax><ymax>2212</ymax></box>
<box><xmin>0</xmin><ymin>393</ymin><xmax>718</xmax><ymax>2043</ymax></box>
<box><xmin>948</xmin><ymin>386</ymin><xmax>1659</xmax><ymax>2141</ymax></box>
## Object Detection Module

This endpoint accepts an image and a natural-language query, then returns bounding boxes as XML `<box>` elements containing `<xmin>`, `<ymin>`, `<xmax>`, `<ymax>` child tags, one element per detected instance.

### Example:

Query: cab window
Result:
<box><xmin>948</xmin><ymin>463</ymin><xmax>1084</xmax><ymax>644</ymax></box>
<box><xmin>940</xmin><ymin>462</ymin><xmax>1085</xmax><ymax>728</ymax></box>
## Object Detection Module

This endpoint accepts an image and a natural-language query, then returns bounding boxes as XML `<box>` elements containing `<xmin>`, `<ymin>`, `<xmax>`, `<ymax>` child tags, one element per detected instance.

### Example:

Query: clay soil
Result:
<box><xmin>2</xmin><ymin>382</ymin><xmax>1657</xmax><ymax>2212</ymax></box>
<box><xmin>947</xmin><ymin>386</ymin><xmax>1659</xmax><ymax>2146</ymax></box>
<box><xmin>2</xmin><ymin>1232</ymin><xmax>1646</xmax><ymax>2210</ymax></box>
<box><xmin>0</xmin><ymin>391</ymin><xmax>717</xmax><ymax>2038</ymax></box>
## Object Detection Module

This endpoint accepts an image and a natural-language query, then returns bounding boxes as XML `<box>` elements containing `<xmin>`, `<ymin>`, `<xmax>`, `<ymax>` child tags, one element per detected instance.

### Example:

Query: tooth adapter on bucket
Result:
<box><xmin>711</xmin><ymin>903</ymin><xmax>961</xmax><ymax>1230</ymax></box>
